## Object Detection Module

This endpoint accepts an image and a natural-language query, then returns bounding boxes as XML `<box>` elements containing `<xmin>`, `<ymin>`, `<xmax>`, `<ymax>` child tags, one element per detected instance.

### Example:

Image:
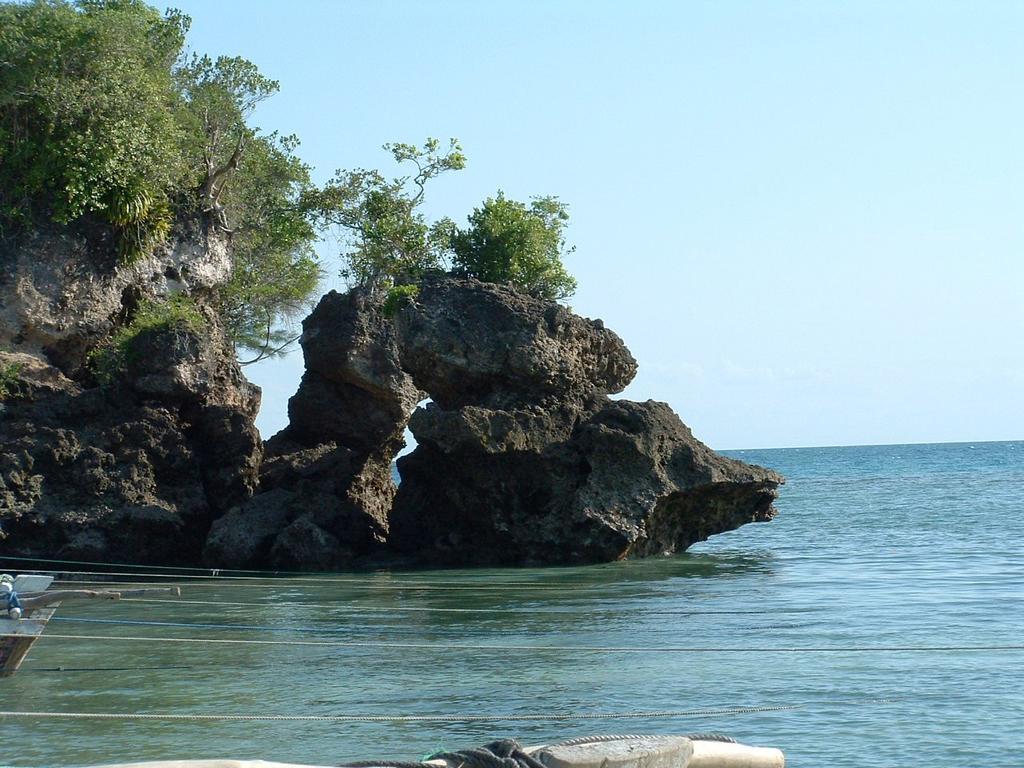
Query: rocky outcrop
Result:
<box><xmin>251</xmin><ymin>276</ymin><xmax>783</xmax><ymax>567</ymax></box>
<box><xmin>204</xmin><ymin>288</ymin><xmax>416</xmax><ymax>568</ymax></box>
<box><xmin>0</xmin><ymin>225</ymin><xmax>261</xmax><ymax>565</ymax></box>
<box><xmin>383</xmin><ymin>279</ymin><xmax>782</xmax><ymax>565</ymax></box>
<box><xmin>1</xmin><ymin>237</ymin><xmax>783</xmax><ymax>569</ymax></box>
<box><xmin>387</xmin><ymin>397</ymin><xmax>781</xmax><ymax>565</ymax></box>
<box><xmin>395</xmin><ymin>277</ymin><xmax>637</xmax><ymax>409</ymax></box>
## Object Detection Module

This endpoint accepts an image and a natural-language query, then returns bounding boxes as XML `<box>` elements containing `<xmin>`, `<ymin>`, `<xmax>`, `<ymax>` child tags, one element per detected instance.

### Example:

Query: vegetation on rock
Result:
<box><xmin>0</xmin><ymin>0</ymin><xmax>579</xmax><ymax>373</ymax></box>
<box><xmin>382</xmin><ymin>284</ymin><xmax>421</xmax><ymax>317</ymax></box>
<box><xmin>322</xmin><ymin>140</ymin><xmax>579</xmax><ymax>301</ymax></box>
<box><xmin>88</xmin><ymin>294</ymin><xmax>203</xmax><ymax>384</ymax></box>
<box><xmin>0</xmin><ymin>0</ymin><xmax>187</xmax><ymax>255</ymax></box>
<box><xmin>0</xmin><ymin>360</ymin><xmax>23</xmax><ymax>401</ymax></box>
<box><xmin>314</xmin><ymin>138</ymin><xmax>465</xmax><ymax>289</ymax></box>
<box><xmin>0</xmin><ymin>0</ymin><xmax>320</xmax><ymax>359</ymax></box>
<box><xmin>451</xmin><ymin>192</ymin><xmax>577</xmax><ymax>300</ymax></box>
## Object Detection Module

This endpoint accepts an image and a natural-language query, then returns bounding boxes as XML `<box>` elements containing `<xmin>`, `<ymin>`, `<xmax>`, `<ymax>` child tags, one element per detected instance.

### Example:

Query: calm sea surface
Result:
<box><xmin>1</xmin><ymin>440</ymin><xmax>1022</xmax><ymax>767</ymax></box>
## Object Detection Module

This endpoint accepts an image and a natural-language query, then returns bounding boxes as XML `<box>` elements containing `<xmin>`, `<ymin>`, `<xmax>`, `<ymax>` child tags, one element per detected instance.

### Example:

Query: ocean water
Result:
<box><xmin>1</xmin><ymin>440</ymin><xmax>1021</xmax><ymax>767</ymax></box>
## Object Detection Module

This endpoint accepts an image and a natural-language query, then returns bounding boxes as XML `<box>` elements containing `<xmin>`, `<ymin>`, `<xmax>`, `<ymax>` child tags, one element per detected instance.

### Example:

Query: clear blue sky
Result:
<box><xmin>172</xmin><ymin>0</ymin><xmax>1023</xmax><ymax>449</ymax></box>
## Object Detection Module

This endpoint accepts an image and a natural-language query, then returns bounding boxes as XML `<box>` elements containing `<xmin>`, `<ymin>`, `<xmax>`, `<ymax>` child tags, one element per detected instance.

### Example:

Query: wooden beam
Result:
<box><xmin>0</xmin><ymin>608</ymin><xmax>54</xmax><ymax>676</ymax></box>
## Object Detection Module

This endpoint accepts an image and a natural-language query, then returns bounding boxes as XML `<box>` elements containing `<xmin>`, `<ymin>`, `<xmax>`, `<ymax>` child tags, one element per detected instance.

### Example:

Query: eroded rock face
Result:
<box><xmin>204</xmin><ymin>436</ymin><xmax>391</xmax><ymax>570</ymax></box>
<box><xmin>390</xmin><ymin>398</ymin><xmax>781</xmax><ymax>565</ymax></box>
<box><xmin>206</xmin><ymin>288</ymin><xmax>415</xmax><ymax>567</ymax></box>
<box><xmin>0</xmin><ymin>219</ymin><xmax>230</xmax><ymax>376</ymax></box>
<box><xmin>0</xmin><ymin>226</ymin><xmax>261</xmax><ymax>565</ymax></box>
<box><xmin>396</xmin><ymin>277</ymin><xmax>636</xmax><ymax>409</ymax></box>
<box><xmin>1</xmin><ymin>249</ymin><xmax>783</xmax><ymax>569</ymax></box>
<box><xmin>0</xmin><ymin>344</ymin><xmax>260</xmax><ymax>564</ymax></box>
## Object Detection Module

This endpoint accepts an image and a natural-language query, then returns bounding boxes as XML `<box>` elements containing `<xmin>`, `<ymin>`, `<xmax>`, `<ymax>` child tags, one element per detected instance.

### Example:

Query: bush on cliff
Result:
<box><xmin>0</xmin><ymin>0</ymin><xmax>322</xmax><ymax>360</ymax></box>
<box><xmin>180</xmin><ymin>55</ymin><xmax>323</xmax><ymax>362</ymax></box>
<box><xmin>0</xmin><ymin>0</ymin><xmax>188</xmax><ymax>254</ymax></box>
<box><xmin>0</xmin><ymin>360</ymin><xmax>23</xmax><ymax>401</ymax></box>
<box><xmin>451</xmin><ymin>192</ymin><xmax>577</xmax><ymax>300</ymax></box>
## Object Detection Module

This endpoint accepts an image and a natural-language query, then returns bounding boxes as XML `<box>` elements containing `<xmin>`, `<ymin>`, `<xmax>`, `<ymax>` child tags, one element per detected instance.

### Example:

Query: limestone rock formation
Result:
<box><xmin>395</xmin><ymin>277</ymin><xmax>637</xmax><ymax>409</ymax></box>
<box><xmin>385</xmin><ymin>279</ymin><xmax>782</xmax><ymax>564</ymax></box>
<box><xmin>263</xmin><ymin>275</ymin><xmax>783</xmax><ymax>567</ymax></box>
<box><xmin>390</xmin><ymin>397</ymin><xmax>780</xmax><ymax>564</ymax></box>
<box><xmin>204</xmin><ymin>287</ymin><xmax>416</xmax><ymax>568</ymax></box>
<box><xmin>1</xmin><ymin>239</ymin><xmax>783</xmax><ymax>569</ymax></box>
<box><xmin>0</xmin><ymin>225</ymin><xmax>261</xmax><ymax>565</ymax></box>
<box><xmin>0</xmin><ymin>219</ymin><xmax>230</xmax><ymax>376</ymax></box>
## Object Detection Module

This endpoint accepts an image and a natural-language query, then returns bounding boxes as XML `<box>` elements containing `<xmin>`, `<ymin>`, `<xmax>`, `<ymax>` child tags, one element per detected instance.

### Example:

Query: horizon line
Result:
<box><xmin>719</xmin><ymin>437</ymin><xmax>1022</xmax><ymax>452</ymax></box>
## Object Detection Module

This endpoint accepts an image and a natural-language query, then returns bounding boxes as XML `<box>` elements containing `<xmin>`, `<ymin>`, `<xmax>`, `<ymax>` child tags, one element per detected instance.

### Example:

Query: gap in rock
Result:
<box><xmin>393</xmin><ymin>397</ymin><xmax>431</xmax><ymax>484</ymax></box>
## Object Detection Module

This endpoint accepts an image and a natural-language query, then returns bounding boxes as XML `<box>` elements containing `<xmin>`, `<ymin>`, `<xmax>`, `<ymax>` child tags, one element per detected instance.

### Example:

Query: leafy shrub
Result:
<box><xmin>322</xmin><ymin>142</ymin><xmax>579</xmax><ymax>304</ymax></box>
<box><xmin>382</xmin><ymin>284</ymin><xmax>420</xmax><ymax>316</ymax></box>
<box><xmin>315</xmin><ymin>138</ymin><xmax>465</xmax><ymax>291</ymax></box>
<box><xmin>0</xmin><ymin>361</ymin><xmax>23</xmax><ymax>400</ymax></box>
<box><xmin>1</xmin><ymin>0</ymin><xmax>326</xmax><ymax>354</ymax></box>
<box><xmin>451</xmin><ymin>192</ymin><xmax>577</xmax><ymax>301</ymax></box>
<box><xmin>0</xmin><ymin>0</ymin><xmax>189</xmax><ymax>254</ymax></box>
<box><xmin>88</xmin><ymin>294</ymin><xmax>203</xmax><ymax>384</ymax></box>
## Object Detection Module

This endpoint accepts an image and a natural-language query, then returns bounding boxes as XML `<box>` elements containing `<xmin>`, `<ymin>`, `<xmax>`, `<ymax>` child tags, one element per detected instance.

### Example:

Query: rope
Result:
<box><xmin>53</xmin><ymin>577</ymin><xmax>603</xmax><ymax>592</ymax></box>
<box><xmin>119</xmin><ymin>596</ymin><xmax>815</xmax><ymax>617</ymax></box>
<box><xmin>6</xmin><ymin>631</ymin><xmax>1021</xmax><ymax>654</ymax></box>
<box><xmin>37</xmin><ymin>568</ymin><xmax>615</xmax><ymax>591</ymax></box>
<box><xmin>1</xmin><ymin>555</ymin><xmax>300</xmax><ymax>576</ymax></box>
<box><xmin>20</xmin><ymin>665</ymin><xmax>215</xmax><ymax>673</ymax></box>
<box><xmin>50</xmin><ymin>616</ymin><xmax>451</xmax><ymax>635</ymax></box>
<box><xmin>49</xmin><ymin>616</ymin><xmax>808</xmax><ymax>635</ymax></box>
<box><xmin>542</xmin><ymin>734</ymin><xmax>737</xmax><ymax>747</ymax></box>
<box><xmin>1</xmin><ymin>555</ymin><xmax>622</xmax><ymax>587</ymax></box>
<box><xmin>342</xmin><ymin>736</ymin><xmax>740</xmax><ymax>768</ymax></box>
<box><xmin>0</xmin><ymin>704</ymin><xmax>804</xmax><ymax>723</ymax></box>
<box><xmin>423</xmin><ymin>739</ymin><xmax>547</xmax><ymax>768</ymax></box>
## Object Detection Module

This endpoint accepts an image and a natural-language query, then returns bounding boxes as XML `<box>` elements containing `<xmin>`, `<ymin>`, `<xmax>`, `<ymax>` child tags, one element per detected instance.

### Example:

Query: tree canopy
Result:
<box><xmin>322</xmin><ymin>142</ymin><xmax>577</xmax><ymax>302</ymax></box>
<box><xmin>451</xmin><ymin>192</ymin><xmax>577</xmax><ymax>301</ymax></box>
<box><xmin>0</xmin><ymin>0</ymin><xmax>189</xmax><ymax>251</ymax></box>
<box><xmin>314</xmin><ymin>138</ymin><xmax>465</xmax><ymax>290</ymax></box>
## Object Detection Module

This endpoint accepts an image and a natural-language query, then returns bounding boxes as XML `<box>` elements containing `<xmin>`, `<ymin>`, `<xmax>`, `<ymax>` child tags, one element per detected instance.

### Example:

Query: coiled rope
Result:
<box><xmin>415</xmin><ymin>739</ymin><xmax>548</xmax><ymax>768</ymax></box>
<box><xmin>340</xmin><ymin>736</ymin><xmax>739</xmax><ymax>768</ymax></box>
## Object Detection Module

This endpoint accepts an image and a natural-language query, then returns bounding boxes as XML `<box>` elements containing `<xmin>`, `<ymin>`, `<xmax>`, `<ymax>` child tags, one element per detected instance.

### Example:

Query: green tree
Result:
<box><xmin>175</xmin><ymin>54</ymin><xmax>277</xmax><ymax>229</ymax></box>
<box><xmin>451</xmin><ymin>192</ymin><xmax>577</xmax><ymax>300</ymax></box>
<box><xmin>176</xmin><ymin>55</ymin><xmax>323</xmax><ymax>362</ymax></box>
<box><xmin>215</xmin><ymin>133</ymin><xmax>322</xmax><ymax>363</ymax></box>
<box><xmin>0</xmin><ymin>0</ymin><xmax>327</xmax><ymax>361</ymax></box>
<box><xmin>0</xmin><ymin>0</ymin><xmax>189</xmax><ymax>253</ymax></box>
<box><xmin>316</xmin><ymin>138</ymin><xmax>465</xmax><ymax>290</ymax></box>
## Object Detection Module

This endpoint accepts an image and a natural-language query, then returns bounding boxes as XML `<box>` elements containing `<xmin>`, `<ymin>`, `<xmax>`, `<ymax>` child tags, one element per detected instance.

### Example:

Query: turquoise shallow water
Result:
<box><xmin>1</xmin><ymin>440</ymin><xmax>1022</xmax><ymax>767</ymax></box>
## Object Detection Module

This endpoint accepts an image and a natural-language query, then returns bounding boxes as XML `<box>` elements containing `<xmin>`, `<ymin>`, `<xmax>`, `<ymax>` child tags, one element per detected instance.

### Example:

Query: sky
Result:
<box><xmin>170</xmin><ymin>0</ymin><xmax>1023</xmax><ymax>450</ymax></box>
